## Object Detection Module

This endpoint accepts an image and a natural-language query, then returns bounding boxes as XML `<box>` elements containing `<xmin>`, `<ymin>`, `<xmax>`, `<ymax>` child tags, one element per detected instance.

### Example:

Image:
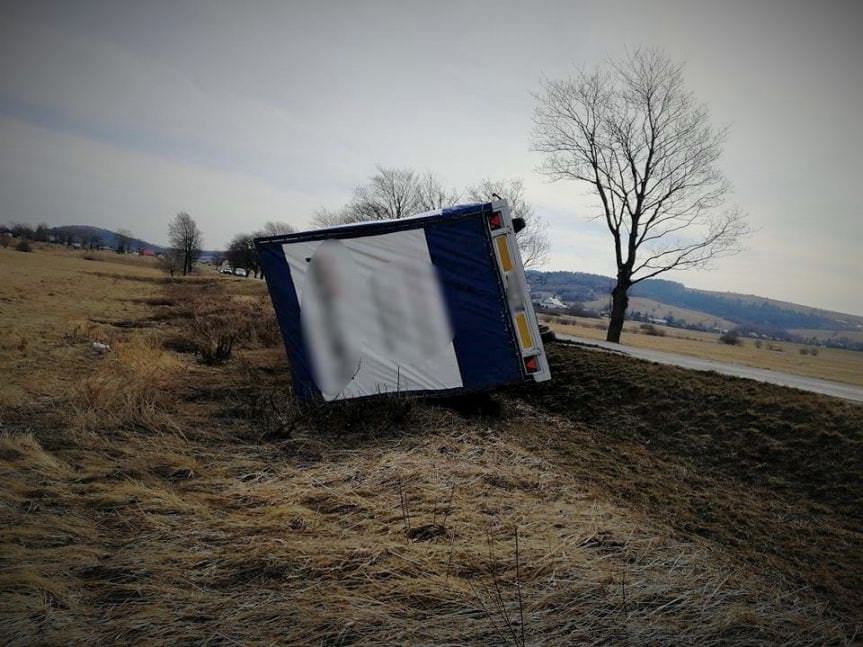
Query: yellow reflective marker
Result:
<box><xmin>496</xmin><ymin>236</ymin><xmax>513</xmax><ymax>272</ymax></box>
<box><xmin>515</xmin><ymin>312</ymin><xmax>533</xmax><ymax>349</ymax></box>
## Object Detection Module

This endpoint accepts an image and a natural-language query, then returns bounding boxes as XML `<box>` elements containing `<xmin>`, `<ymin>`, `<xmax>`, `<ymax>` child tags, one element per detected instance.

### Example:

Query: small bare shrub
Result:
<box><xmin>15</xmin><ymin>240</ymin><xmax>32</xmax><ymax>252</ymax></box>
<box><xmin>189</xmin><ymin>312</ymin><xmax>239</xmax><ymax>365</ymax></box>
<box><xmin>639</xmin><ymin>323</ymin><xmax>666</xmax><ymax>337</ymax></box>
<box><xmin>718</xmin><ymin>330</ymin><xmax>741</xmax><ymax>345</ymax></box>
<box><xmin>754</xmin><ymin>340</ymin><xmax>763</xmax><ymax>349</ymax></box>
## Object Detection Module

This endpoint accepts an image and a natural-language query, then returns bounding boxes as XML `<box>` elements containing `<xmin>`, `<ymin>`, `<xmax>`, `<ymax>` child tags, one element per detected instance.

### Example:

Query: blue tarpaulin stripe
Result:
<box><xmin>257</xmin><ymin>243</ymin><xmax>321</xmax><ymax>400</ymax></box>
<box><xmin>424</xmin><ymin>213</ymin><xmax>523</xmax><ymax>391</ymax></box>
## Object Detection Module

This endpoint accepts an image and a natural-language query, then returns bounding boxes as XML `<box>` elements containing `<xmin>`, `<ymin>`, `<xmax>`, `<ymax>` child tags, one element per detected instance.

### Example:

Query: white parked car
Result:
<box><xmin>233</xmin><ymin>267</ymin><xmax>248</xmax><ymax>277</ymax></box>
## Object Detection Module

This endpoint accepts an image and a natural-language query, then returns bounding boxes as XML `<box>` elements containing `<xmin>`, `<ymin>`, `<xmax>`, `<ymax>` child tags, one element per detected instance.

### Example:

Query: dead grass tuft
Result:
<box><xmin>70</xmin><ymin>334</ymin><xmax>183</xmax><ymax>434</ymax></box>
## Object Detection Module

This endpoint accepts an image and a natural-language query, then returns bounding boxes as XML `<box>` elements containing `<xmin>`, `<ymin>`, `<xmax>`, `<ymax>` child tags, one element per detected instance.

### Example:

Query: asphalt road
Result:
<box><xmin>555</xmin><ymin>333</ymin><xmax>863</xmax><ymax>404</ymax></box>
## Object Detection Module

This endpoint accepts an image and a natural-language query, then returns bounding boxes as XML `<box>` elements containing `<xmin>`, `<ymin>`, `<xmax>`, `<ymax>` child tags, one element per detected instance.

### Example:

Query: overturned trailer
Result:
<box><xmin>255</xmin><ymin>201</ymin><xmax>550</xmax><ymax>401</ymax></box>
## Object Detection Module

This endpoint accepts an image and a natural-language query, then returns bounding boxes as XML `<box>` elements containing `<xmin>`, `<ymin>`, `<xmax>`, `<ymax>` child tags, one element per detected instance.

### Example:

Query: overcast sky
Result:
<box><xmin>1</xmin><ymin>0</ymin><xmax>861</xmax><ymax>314</ymax></box>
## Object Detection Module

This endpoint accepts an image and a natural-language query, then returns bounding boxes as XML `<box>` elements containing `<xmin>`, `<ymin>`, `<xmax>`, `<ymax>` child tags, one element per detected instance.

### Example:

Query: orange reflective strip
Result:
<box><xmin>515</xmin><ymin>312</ymin><xmax>533</xmax><ymax>349</ymax></box>
<box><xmin>495</xmin><ymin>236</ymin><xmax>513</xmax><ymax>272</ymax></box>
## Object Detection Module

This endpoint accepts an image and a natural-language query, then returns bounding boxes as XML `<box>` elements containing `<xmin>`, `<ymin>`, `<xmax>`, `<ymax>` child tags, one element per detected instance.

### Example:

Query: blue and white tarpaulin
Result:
<box><xmin>255</xmin><ymin>201</ymin><xmax>550</xmax><ymax>401</ymax></box>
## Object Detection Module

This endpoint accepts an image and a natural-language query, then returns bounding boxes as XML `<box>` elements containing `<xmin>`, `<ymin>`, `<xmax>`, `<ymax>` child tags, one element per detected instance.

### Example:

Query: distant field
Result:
<box><xmin>582</xmin><ymin>295</ymin><xmax>737</xmax><ymax>329</ymax></box>
<box><xmin>542</xmin><ymin>313</ymin><xmax>863</xmax><ymax>387</ymax></box>
<box><xmin>1</xmin><ymin>245</ymin><xmax>861</xmax><ymax>644</ymax></box>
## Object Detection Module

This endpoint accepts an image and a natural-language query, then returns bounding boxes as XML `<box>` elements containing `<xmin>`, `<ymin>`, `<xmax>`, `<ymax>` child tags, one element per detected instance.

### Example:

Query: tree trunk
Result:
<box><xmin>606</xmin><ymin>280</ymin><xmax>630</xmax><ymax>343</ymax></box>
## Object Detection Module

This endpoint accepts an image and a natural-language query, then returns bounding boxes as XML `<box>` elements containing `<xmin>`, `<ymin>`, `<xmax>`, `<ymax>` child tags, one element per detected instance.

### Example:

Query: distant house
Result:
<box><xmin>648</xmin><ymin>317</ymin><xmax>668</xmax><ymax>325</ymax></box>
<box><xmin>140</xmin><ymin>248</ymin><xmax>156</xmax><ymax>257</ymax></box>
<box><xmin>530</xmin><ymin>290</ymin><xmax>555</xmax><ymax>300</ymax></box>
<box><xmin>539</xmin><ymin>296</ymin><xmax>567</xmax><ymax>310</ymax></box>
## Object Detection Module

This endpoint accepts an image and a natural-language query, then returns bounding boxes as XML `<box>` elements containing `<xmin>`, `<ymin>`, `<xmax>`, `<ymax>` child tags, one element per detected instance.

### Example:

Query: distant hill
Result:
<box><xmin>48</xmin><ymin>226</ymin><xmax>222</xmax><ymax>261</ymax></box>
<box><xmin>50</xmin><ymin>225</ymin><xmax>163</xmax><ymax>252</ymax></box>
<box><xmin>527</xmin><ymin>270</ymin><xmax>863</xmax><ymax>335</ymax></box>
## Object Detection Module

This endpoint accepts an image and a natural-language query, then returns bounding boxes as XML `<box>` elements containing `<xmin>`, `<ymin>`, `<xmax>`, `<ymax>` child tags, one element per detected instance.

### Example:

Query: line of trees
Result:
<box><xmin>218</xmin><ymin>168</ymin><xmax>549</xmax><ymax>279</ymax></box>
<box><xmin>218</xmin><ymin>167</ymin><xmax>551</xmax><ymax>280</ymax></box>
<box><xmin>1</xmin><ymin>222</ymin><xmax>54</xmax><ymax>252</ymax></box>
<box><xmin>312</xmin><ymin>167</ymin><xmax>550</xmax><ymax>268</ymax></box>
<box><xmin>1</xmin><ymin>222</ymin><xmax>51</xmax><ymax>242</ymax></box>
<box><xmin>1</xmin><ymin>222</ymin><xmax>146</xmax><ymax>252</ymax></box>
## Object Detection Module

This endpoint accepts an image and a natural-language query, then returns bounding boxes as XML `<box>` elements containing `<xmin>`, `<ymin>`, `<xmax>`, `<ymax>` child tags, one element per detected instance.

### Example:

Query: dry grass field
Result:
<box><xmin>582</xmin><ymin>296</ymin><xmax>737</xmax><ymax>330</ymax></box>
<box><xmin>1</xmin><ymin>245</ymin><xmax>861</xmax><ymax>644</ymax></box>
<box><xmin>542</xmin><ymin>314</ymin><xmax>863</xmax><ymax>387</ymax></box>
<box><xmin>0</xmin><ymin>246</ymin><xmax>164</xmax><ymax>407</ymax></box>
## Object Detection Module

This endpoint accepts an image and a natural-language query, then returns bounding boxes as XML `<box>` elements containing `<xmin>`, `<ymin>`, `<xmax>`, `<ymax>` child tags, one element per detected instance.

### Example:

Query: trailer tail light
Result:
<box><xmin>488</xmin><ymin>211</ymin><xmax>503</xmax><ymax>230</ymax></box>
<box><xmin>524</xmin><ymin>355</ymin><xmax>539</xmax><ymax>373</ymax></box>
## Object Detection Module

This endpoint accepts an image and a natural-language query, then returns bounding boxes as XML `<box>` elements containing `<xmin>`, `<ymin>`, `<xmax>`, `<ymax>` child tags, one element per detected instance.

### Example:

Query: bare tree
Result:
<box><xmin>415</xmin><ymin>172</ymin><xmax>461</xmax><ymax>212</ymax></box>
<box><xmin>311</xmin><ymin>207</ymin><xmax>351</xmax><ymax>228</ymax></box>
<box><xmin>532</xmin><ymin>48</ymin><xmax>748</xmax><ymax>342</ymax></box>
<box><xmin>168</xmin><ymin>212</ymin><xmax>203</xmax><ymax>276</ymax></box>
<box><xmin>316</xmin><ymin>167</ymin><xmax>457</xmax><ymax>227</ymax></box>
<box><xmin>349</xmin><ymin>166</ymin><xmax>424</xmax><ymax>221</ymax></box>
<box><xmin>311</xmin><ymin>167</ymin><xmax>430</xmax><ymax>227</ymax></box>
<box><xmin>257</xmin><ymin>221</ymin><xmax>296</xmax><ymax>236</ymax></box>
<box><xmin>467</xmin><ymin>178</ymin><xmax>550</xmax><ymax>268</ymax></box>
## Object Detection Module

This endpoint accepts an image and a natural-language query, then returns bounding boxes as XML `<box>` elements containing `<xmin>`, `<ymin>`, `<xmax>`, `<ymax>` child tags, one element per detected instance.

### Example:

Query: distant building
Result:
<box><xmin>530</xmin><ymin>290</ymin><xmax>555</xmax><ymax>300</ymax></box>
<box><xmin>140</xmin><ymin>248</ymin><xmax>156</xmax><ymax>257</ymax></box>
